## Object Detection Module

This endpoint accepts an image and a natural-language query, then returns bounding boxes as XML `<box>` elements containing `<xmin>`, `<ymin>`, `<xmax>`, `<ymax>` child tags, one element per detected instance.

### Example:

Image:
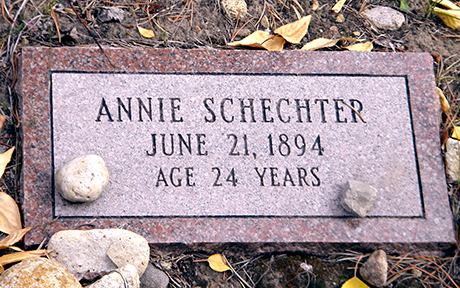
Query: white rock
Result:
<box><xmin>87</xmin><ymin>264</ymin><xmax>139</xmax><ymax>288</ymax></box>
<box><xmin>0</xmin><ymin>257</ymin><xmax>82</xmax><ymax>288</ymax></box>
<box><xmin>140</xmin><ymin>263</ymin><xmax>169</xmax><ymax>288</ymax></box>
<box><xmin>55</xmin><ymin>154</ymin><xmax>109</xmax><ymax>202</ymax></box>
<box><xmin>340</xmin><ymin>180</ymin><xmax>377</xmax><ymax>217</ymax></box>
<box><xmin>360</xmin><ymin>250</ymin><xmax>388</xmax><ymax>287</ymax></box>
<box><xmin>446</xmin><ymin>138</ymin><xmax>460</xmax><ymax>182</ymax></box>
<box><xmin>362</xmin><ymin>6</ymin><xmax>405</xmax><ymax>30</ymax></box>
<box><xmin>221</xmin><ymin>0</ymin><xmax>247</xmax><ymax>19</ymax></box>
<box><xmin>47</xmin><ymin>229</ymin><xmax>150</xmax><ymax>280</ymax></box>
<box><xmin>98</xmin><ymin>7</ymin><xmax>125</xmax><ymax>23</ymax></box>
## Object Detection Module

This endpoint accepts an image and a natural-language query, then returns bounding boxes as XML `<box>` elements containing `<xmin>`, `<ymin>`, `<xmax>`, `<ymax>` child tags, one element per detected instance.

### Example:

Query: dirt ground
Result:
<box><xmin>1</xmin><ymin>0</ymin><xmax>460</xmax><ymax>287</ymax></box>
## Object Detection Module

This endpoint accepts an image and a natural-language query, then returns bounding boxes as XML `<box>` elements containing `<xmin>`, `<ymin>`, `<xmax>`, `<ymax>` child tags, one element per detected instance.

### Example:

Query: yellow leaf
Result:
<box><xmin>0</xmin><ymin>191</ymin><xmax>21</xmax><ymax>234</ymax></box>
<box><xmin>332</xmin><ymin>0</ymin><xmax>347</xmax><ymax>13</ymax></box>
<box><xmin>433</xmin><ymin>7</ymin><xmax>460</xmax><ymax>30</ymax></box>
<box><xmin>137</xmin><ymin>26</ymin><xmax>155</xmax><ymax>38</ymax></box>
<box><xmin>0</xmin><ymin>227</ymin><xmax>32</xmax><ymax>248</ymax></box>
<box><xmin>342</xmin><ymin>276</ymin><xmax>370</xmax><ymax>288</ymax></box>
<box><xmin>274</xmin><ymin>15</ymin><xmax>311</xmax><ymax>44</ymax></box>
<box><xmin>433</xmin><ymin>0</ymin><xmax>460</xmax><ymax>10</ymax></box>
<box><xmin>452</xmin><ymin>126</ymin><xmax>460</xmax><ymax>140</ymax></box>
<box><xmin>207</xmin><ymin>254</ymin><xmax>231</xmax><ymax>272</ymax></box>
<box><xmin>228</xmin><ymin>31</ymin><xmax>286</xmax><ymax>51</ymax></box>
<box><xmin>64</xmin><ymin>8</ymin><xmax>76</xmax><ymax>15</ymax></box>
<box><xmin>0</xmin><ymin>115</ymin><xmax>6</xmax><ymax>130</ymax></box>
<box><xmin>301</xmin><ymin>38</ymin><xmax>340</xmax><ymax>50</ymax></box>
<box><xmin>438</xmin><ymin>87</ymin><xmax>450</xmax><ymax>113</ymax></box>
<box><xmin>311</xmin><ymin>0</ymin><xmax>319</xmax><ymax>11</ymax></box>
<box><xmin>344</xmin><ymin>41</ymin><xmax>373</xmax><ymax>51</ymax></box>
<box><xmin>0</xmin><ymin>250</ymin><xmax>46</xmax><ymax>267</ymax></box>
<box><xmin>340</xmin><ymin>37</ymin><xmax>364</xmax><ymax>42</ymax></box>
<box><xmin>0</xmin><ymin>147</ymin><xmax>14</xmax><ymax>178</ymax></box>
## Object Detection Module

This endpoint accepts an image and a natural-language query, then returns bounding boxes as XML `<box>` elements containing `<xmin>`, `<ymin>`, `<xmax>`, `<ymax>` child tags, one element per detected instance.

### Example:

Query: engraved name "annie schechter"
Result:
<box><xmin>94</xmin><ymin>97</ymin><xmax>365</xmax><ymax>188</ymax></box>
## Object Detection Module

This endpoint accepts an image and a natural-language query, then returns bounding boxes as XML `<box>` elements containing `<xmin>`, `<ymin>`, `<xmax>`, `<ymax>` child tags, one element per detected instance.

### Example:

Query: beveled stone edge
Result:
<box><xmin>19</xmin><ymin>46</ymin><xmax>456</xmax><ymax>249</ymax></box>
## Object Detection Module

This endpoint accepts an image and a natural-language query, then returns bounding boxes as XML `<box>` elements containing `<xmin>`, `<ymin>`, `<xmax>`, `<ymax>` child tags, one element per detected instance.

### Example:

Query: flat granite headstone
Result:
<box><xmin>19</xmin><ymin>47</ymin><xmax>455</xmax><ymax>249</ymax></box>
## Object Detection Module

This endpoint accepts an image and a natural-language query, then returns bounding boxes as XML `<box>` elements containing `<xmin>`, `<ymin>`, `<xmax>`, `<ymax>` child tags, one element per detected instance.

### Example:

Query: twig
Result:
<box><xmin>222</xmin><ymin>254</ymin><xmax>253</xmax><ymax>288</ymax></box>
<box><xmin>66</xmin><ymin>0</ymin><xmax>118</xmax><ymax>69</ymax></box>
<box><xmin>50</xmin><ymin>7</ymin><xmax>61</xmax><ymax>43</ymax></box>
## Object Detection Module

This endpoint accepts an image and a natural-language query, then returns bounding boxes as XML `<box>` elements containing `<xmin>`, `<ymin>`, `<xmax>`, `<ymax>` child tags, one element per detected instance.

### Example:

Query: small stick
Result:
<box><xmin>342</xmin><ymin>101</ymin><xmax>366</xmax><ymax>123</ymax></box>
<box><xmin>1</xmin><ymin>0</ymin><xmax>12</xmax><ymax>25</ymax></box>
<box><xmin>50</xmin><ymin>7</ymin><xmax>61</xmax><ymax>43</ymax></box>
<box><xmin>230</xmin><ymin>17</ymin><xmax>255</xmax><ymax>42</ymax></box>
<box><xmin>292</xmin><ymin>0</ymin><xmax>305</xmax><ymax>13</ymax></box>
<box><xmin>66</xmin><ymin>0</ymin><xmax>118</xmax><ymax>69</ymax></box>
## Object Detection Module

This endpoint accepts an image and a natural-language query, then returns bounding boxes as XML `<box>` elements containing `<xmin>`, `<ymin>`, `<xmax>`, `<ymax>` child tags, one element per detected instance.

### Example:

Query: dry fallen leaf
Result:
<box><xmin>301</xmin><ymin>38</ymin><xmax>340</xmax><ymax>50</ymax></box>
<box><xmin>0</xmin><ymin>250</ymin><xmax>46</xmax><ymax>270</ymax></box>
<box><xmin>332</xmin><ymin>0</ymin><xmax>347</xmax><ymax>13</ymax></box>
<box><xmin>311</xmin><ymin>0</ymin><xmax>320</xmax><ymax>11</ymax></box>
<box><xmin>438</xmin><ymin>87</ymin><xmax>450</xmax><ymax>113</ymax></box>
<box><xmin>137</xmin><ymin>26</ymin><xmax>155</xmax><ymax>38</ymax></box>
<box><xmin>0</xmin><ymin>191</ymin><xmax>21</xmax><ymax>234</ymax></box>
<box><xmin>433</xmin><ymin>7</ymin><xmax>460</xmax><ymax>30</ymax></box>
<box><xmin>273</xmin><ymin>15</ymin><xmax>312</xmax><ymax>44</ymax></box>
<box><xmin>344</xmin><ymin>41</ymin><xmax>373</xmax><ymax>51</ymax></box>
<box><xmin>452</xmin><ymin>125</ymin><xmax>460</xmax><ymax>140</ymax></box>
<box><xmin>341</xmin><ymin>276</ymin><xmax>370</xmax><ymax>288</ymax></box>
<box><xmin>0</xmin><ymin>147</ymin><xmax>14</xmax><ymax>178</ymax></box>
<box><xmin>228</xmin><ymin>31</ymin><xmax>286</xmax><ymax>51</ymax></box>
<box><xmin>207</xmin><ymin>254</ymin><xmax>231</xmax><ymax>272</ymax></box>
<box><xmin>0</xmin><ymin>227</ymin><xmax>32</xmax><ymax>248</ymax></box>
<box><xmin>433</xmin><ymin>0</ymin><xmax>460</xmax><ymax>9</ymax></box>
<box><xmin>64</xmin><ymin>8</ymin><xmax>76</xmax><ymax>15</ymax></box>
<box><xmin>0</xmin><ymin>116</ymin><xmax>6</xmax><ymax>131</ymax></box>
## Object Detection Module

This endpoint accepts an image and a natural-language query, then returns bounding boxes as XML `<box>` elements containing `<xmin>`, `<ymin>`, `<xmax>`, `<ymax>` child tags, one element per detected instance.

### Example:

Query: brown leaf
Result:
<box><xmin>0</xmin><ymin>192</ymin><xmax>21</xmax><ymax>234</ymax></box>
<box><xmin>0</xmin><ymin>147</ymin><xmax>14</xmax><ymax>178</ymax></box>
<box><xmin>433</xmin><ymin>7</ymin><xmax>460</xmax><ymax>30</ymax></box>
<box><xmin>207</xmin><ymin>254</ymin><xmax>231</xmax><ymax>272</ymax></box>
<box><xmin>332</xmin><ymin>0</ymin><xmax>347</xmax><ymax>13</ymax></box>
<box><xmin>452</xmin><ymin>125</ymin><xmax>460</xmax><ymax>140</ymax></box>
<box><xmin>274</xmin><ymin>15</ymin><xmax>311</xmax><ymax>44</ymax></box>
<box><xmin>228</xmin><ymin>31</ymin><xmax>286</xmax><ymax>51</ymax></box>
<box><xmin>344</xmin><ymin>41</ymin><xmax>373</xmax><ymax>51</ymax></box>
<box><xmin>137</xmin><ymin>26</ymin><xmax>155</xmax><ymax>38</ymax></box>
<box><xmin>438</xmin><ymin>87</ymin><xmax>450</xmax><ymax>113</ymax></box>
<box><xmin>434</xmin><ymin>0</ymin><xmax>460</xmax><ymax>9</ymax></box>
<box><xmin>0</xmin><ymin>250</ymin><xmax>46</xmax><ymax>268</ymax></box>
<box><xmin>311</xmin><ymin>0</ymin><xmax>319</xmax><ymax>10</ymax></box>
<box><xmin>0</xmin><ymin>227</ymin><xmax>32</xmax><ymax>247</ymax></box>
<box><xmin>301</xmin><ymin>38</ymin><xmax>340</xmax><ymax>50</ymax></box>
<box><xmin>0</xmin><ymin>116</ymin><xmax>5</xmax><ymax>131</ymax></box>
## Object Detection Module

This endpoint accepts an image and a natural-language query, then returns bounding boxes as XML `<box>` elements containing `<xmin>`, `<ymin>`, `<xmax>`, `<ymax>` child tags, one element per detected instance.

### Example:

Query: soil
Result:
<box><xmin>1</xmin><ymin>0</ymin><xmax>460</xmax><ymax>287</ymax></box>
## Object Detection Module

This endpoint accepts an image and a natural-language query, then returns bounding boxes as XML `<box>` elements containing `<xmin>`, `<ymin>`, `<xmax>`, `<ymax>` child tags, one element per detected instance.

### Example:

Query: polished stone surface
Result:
<box><xmin>19</xmin><ymin>47</ymin><xmax>455</xmax><ymax>247</ymax></box>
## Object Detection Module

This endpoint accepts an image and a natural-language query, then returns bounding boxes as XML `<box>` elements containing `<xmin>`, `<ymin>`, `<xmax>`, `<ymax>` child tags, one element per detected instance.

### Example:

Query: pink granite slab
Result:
<box><xmin>18</xmin><ymin>47</ymin><xmax>455</xmax><ymax>250</ymax></box>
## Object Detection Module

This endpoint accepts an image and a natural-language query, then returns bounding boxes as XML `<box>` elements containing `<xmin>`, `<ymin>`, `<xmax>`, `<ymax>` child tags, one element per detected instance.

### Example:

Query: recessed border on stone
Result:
<box><xmin>19</xmin><ymin>47</ymin><xmax>455</xmax><ymax>248</ymax></box>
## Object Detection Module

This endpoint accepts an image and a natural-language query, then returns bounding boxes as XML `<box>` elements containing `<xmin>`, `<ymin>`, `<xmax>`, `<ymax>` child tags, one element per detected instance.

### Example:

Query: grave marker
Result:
<box><xmin>20</xmin><ymin>47</ymin><xmax>455</xmax><ymax>248</ymax></box>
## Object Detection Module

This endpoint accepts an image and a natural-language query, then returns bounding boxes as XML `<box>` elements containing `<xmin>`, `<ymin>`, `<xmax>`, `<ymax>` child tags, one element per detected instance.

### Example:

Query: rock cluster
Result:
<box><xmin>0</xmin><ymin>229</ymin><xmax>169</xmax><ymax>288</ymax></box>
<box><xmin>47</xmin><ymin>229</ymin><xmax>149</xmax><ymax>280</ymax></box>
